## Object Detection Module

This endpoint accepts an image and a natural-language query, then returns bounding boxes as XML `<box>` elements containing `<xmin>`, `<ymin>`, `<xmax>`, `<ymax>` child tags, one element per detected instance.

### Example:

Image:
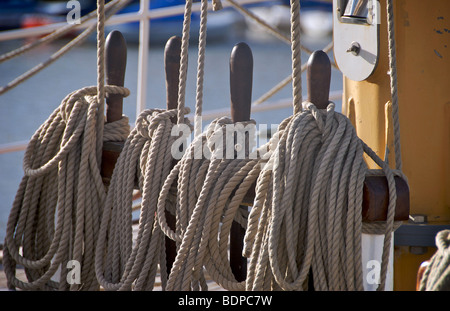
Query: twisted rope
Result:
<box><xmin>176</xmin><ymin>0</ymin><xmax>193</xmax><ymax>124</ymax></box>
<box><xmin>386</xmin><ymin>0</ymin><xmax>402</xmax><ymax>171</ymax></box>
<box><xmin>244</xmin><ymin>102</ymin><xmax>399</xmax><ymax>291</ymax></box>
<box><xmin>290</xmin><ymin>0</ymin><xmax>302</xmax><ymax>114</ymax></box>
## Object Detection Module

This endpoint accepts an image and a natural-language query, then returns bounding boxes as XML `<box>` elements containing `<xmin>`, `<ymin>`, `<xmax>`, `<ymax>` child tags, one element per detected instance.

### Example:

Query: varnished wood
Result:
<box><xmin>362</xmin><ymin>174</ymin><xmax>410</xmax><ymax>221</ymax></box>
<box><xmin>101</xmin><ymin>30</ymin><xmax>127</xmax><ymax>185</ymax></box>
<box><xmin>105</xmin><ymin>30</ymin><xmax>127</xmax><ymax>123</ymax></box>
<box><xmin>230</xmin><ymin>42</ymin><xmax>252</xmax><ymax>123</ymax></box>
<box><xmin>307</xmin><ymin>50</ymin><xmax>331</xmax><ymax>109</ymax></box>
<box><xmin>165</xmin><ymin>36</ymin><xmax>182</xmax><ymax>111</ymax></box>
<box><xmin>164</xmin><ymin>36</ymin><xmax>182</xmax><ymax>276</ymax></box>
<box><xmin>229</xmin><ymin>42</ymin><xmax>253</xmax><ymax>282</ymax></box>
<box><xmin>416</xmin><ymin>260</ymin><xmax>430</xmax><ymax>290</ymax></box>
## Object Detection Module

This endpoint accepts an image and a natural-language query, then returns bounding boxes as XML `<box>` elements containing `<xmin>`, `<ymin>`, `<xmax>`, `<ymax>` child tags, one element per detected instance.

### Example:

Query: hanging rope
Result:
<box><xmin>3</xmin><ymin>0</ymin><xmax>132</xmax><ymax>290</ymax></box>
<box><xmin>243</xmin><ymin>0</ymin><xmax>404</xmax><ymax>292</ymax></box>
<box><xmin>3</xmin><ymin>86</ymin><xmax>130</xmax><ymax>290</ymax></box>
<box><xmin>95</xmin><ymin>108</ymin><xmax>191</xmax><ymax>291</ymax></box>
<box><xmin>93</xmin><ymin>0</ymin><xmax>209</xmax><ymax>291</ymax></box>
<box><xmin>157</xmin><ymin>117</ymin><xmax>262</xmax><ymax>290</ymax></box>
<box><xmin>386</xmin><ymin>0</ymin><xmax>402</xmax><ymax>171</ymax></box>
<box><xmin>289</xmin><ymin>0</ymin><xmax>302</xmax><ymax>115</ymax></box>
<box><xmin>153</xmin><ymin>0</ymin><xmax>264</xmax><ymax>291</ymax></box>
<box><xmin>244</xmin><ymin>102</ymin><xmax>401</xmax><ymax>291</ymax></box>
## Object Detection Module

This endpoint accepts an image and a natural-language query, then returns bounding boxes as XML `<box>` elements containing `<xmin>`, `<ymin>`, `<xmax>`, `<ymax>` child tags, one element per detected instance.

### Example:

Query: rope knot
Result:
<box><xmin>205</xmin><ymin>117</ymin><xmax>257</xmax><ymax>159</ymax></box>
<box><xmin>135</xmin><ymin>107</ymin><xmax>191</xmax><ymax>139</ymax></box>
<box><xmin>59</xmin><ymin>85</ymin><xmax>130</xmax><ymax>123</ymax></box>
<box><xmin>301</xmin><ymin>101</ymin><xmax>338</xmax><ymax>142</ymax></box>
<box><xmin>103</xmin><ymin>116</ymin><xmax>130</xmax><ymax>142</ymax></box>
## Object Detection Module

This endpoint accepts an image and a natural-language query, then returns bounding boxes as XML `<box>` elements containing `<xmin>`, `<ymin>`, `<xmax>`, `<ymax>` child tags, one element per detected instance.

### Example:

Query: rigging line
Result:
<box><xmin>0</xmin><ymin>0</ymin><xmax>131</xmax><ymax>64</ymax></box>
<box><xmin>0</xmin><ymin>0</ymin><xmax>129</xmax><ymax>96</ymax></box>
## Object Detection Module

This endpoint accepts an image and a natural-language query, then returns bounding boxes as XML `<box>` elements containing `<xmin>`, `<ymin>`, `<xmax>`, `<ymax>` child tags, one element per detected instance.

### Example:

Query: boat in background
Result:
<box><xmin>103</xmin><ymin>0</ymin><xmax>244</xmax><ymax>44</ymax></box>
<box><xmin>243</xmin><ymin>0</ymin><xmax>333</xmax><ymax>41</ymax></box>
<box><xmin>0</xmin><ymin>0</ymin><xmax>334</xmax><ymax>45</ymax></box>
<box><xmin>0</xmin><ymin>0</ymin><xmax>39</xmax><ymax>31</ymax></box>
<box><xmin>0</xmin><ymin>0</ymin><xmax>244</xmax><ymax>44</ymax></box>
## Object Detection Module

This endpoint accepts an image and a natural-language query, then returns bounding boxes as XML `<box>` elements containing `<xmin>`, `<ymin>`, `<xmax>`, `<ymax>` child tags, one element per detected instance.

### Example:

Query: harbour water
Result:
<box><xmin>0</xmin><ymin>24</ymin><xmax>342</xmax><ymax>243</ymax></box>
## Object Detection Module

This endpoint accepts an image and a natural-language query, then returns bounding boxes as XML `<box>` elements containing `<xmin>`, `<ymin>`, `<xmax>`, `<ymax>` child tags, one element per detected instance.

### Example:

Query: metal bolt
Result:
<box><xmin>409</xmin><ymin>214</ymin><xmax>427</xmax><ymax>224</ymax></box>
<box><xmin>346</xmin><ymin>41</ymin><xmax>361</xmax><ymax>56</ymax></box>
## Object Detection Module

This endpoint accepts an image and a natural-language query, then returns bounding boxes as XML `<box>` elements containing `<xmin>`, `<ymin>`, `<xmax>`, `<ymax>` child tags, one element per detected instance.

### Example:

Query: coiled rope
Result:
<box><xmin>149</xmin><ymin>0</ymin><xmax>265</xmax><ymax>291</ymax></box>
<box><xmin>93</xmin><ymin>0</ymin><xmax>218</xmax><ymax>291</ymax></box>
<box><xmin>3</xmin><ymin>86</ymin><xmax>130</xmax><ymax>290</ymax></box>
<box><xmin>419</xmin><ymin>230</ymin><xmax>450</xmax><ymax>291</ymax></box>
<box><xmin>157</xmin><ymin>117</ymin><xmax>262</xmax><ymax>291</ymax></box>
<box><xmin>2</xmin><ymin>0</ymin><xmax>406</xmax><ymax>292</ymax></box>
<box><xmin>95</xmin><ymin>108</ymin><xmax>191</xmax><ymax>291</ymax></box>
<box><xmin>242</xmin><ymin>0</ymin><xmax>404</xmax><ymax>291</ymax></box>
<box><xmin>3</xmin><ymin>0</ymin><xmax>132</xmax><ymax>290</ymax></box>
<box><xmin>244</xmin><ymin>102</ymin><xmax>401</xmax><ymax>291</ymax></box>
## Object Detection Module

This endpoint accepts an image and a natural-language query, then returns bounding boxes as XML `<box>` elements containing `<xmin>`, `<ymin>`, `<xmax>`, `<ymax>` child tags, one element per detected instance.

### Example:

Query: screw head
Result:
<box><xmin>346</xmin><ymin>42</ymin><xmax>361</xmax><ymax>56</ymax></box>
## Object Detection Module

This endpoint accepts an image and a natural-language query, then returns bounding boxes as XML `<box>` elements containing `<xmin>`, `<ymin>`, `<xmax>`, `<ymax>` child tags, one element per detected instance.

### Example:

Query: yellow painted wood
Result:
<box><xmin>341</xmin><ymin>0</ymin><xmax>450</xmax><ymax>290</ymax></box>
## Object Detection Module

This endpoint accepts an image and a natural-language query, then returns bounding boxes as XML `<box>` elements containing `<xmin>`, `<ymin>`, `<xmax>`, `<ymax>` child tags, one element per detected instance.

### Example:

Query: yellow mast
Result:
<box><xmin>342</xmin><ymin>0</ymin><xmax>450</xmax><ymax>290</ymax></box>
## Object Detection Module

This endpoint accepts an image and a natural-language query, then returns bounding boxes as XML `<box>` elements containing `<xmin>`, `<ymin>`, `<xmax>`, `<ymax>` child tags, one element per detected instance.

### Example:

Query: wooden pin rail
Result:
<box><xmin>241</xmin><ymin>50</ymin><xmax>410</xmax><ymax>223</ymax></box>
<box><xmin>306</xmin><ymin>50</ymin><xmax>409</xmax><ymax>222</ymax></box>
<box><xmin>99</xmin><ymin>36</ymin><xmax>410</xmax><ymax>283</ymax></box>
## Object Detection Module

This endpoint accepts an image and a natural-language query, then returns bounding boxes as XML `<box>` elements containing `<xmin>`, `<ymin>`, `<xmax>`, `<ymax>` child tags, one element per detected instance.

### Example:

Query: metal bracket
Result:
<box><xmin>394</xmin><ymin>217</ymin><xmax>450</xmax><ymax>248</ymax></box>
<box><xmin>333</xmin><ymin>0</ymin><xmax>380</xmax><ymax>81</ymax></box>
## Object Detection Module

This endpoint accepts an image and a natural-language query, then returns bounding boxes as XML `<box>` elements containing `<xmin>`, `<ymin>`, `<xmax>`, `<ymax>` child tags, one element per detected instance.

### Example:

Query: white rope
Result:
<box><xmin>95</xmin><ymin>108</ymin><xmax>191</xmax><ymax>291</ymax></box>
<box><xmin>3</xmin><ymin>86</ymin><xmax>130</xmax><ymax>290</ymax></box>
<box><xmin>157</xmin><ymin>117</ymin><xmax>262</xmax><ymax>290</ymax></box>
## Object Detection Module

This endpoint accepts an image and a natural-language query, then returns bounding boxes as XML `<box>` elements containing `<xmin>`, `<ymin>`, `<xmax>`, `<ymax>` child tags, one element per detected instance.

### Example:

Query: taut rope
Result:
<box><xmin>0</xmin><ymin>0</ymin><xmax>131</xmax><ymax>96</ymax></box>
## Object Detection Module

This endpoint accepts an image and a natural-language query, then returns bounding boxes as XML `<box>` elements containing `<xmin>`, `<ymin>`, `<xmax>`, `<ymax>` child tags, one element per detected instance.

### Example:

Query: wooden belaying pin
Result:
<box><xmin>105</xmin><ymin>30</ymin><xmax>127</xmax><ymax>123</ymax></box>
<box><xmin>230</xmin><ymin>42</ymin><xmax>253</xmax><ymax>123</ymax></box>
<box><xmin>306</xmin><ymin>50</ymin><xmax>331</xmax><ymax>110</ymax></box>
<box><xmin>163</xmin><ymin>35</ymin><xmax>182</xmax><ymax>276</ymax></box>
<box><xmin>229</xmin><ymin>42</ymin><xmax>253</xmax><ymax>282</ymax></box>
<box><xmin>101</xmin><ymin>30</ymin><xmax>127</xmax><ymax>185</ymax></box>
<box><xmin>165</xmin><ymin>36</ymin><xmax>182</xmax><ymax>112</ymax></box>
<box><xmin>305</xmin><ymin>50</ymin><xmax>409</xmax><ymax>222</ymax></box>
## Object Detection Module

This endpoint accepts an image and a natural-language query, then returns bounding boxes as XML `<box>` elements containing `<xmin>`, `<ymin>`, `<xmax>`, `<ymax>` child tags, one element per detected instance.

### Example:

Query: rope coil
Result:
<box><xmin>3</xmin><ymin>85</ymin><xmax>130</xmax><ymax>290</ymax></box>
<box><xmin>157</xmin><ymin>117</ymin><xmax>262</xmax><ymax>291</ymax></box>
<box><xmin>95</xmin><ymin>107</ymin><xmax>191</xmax><ymax>291</ymax></box>
<box><xmin>419</xmin><ymin>230</ymin><xmax>450</xmax><ymax>291</ymax></box>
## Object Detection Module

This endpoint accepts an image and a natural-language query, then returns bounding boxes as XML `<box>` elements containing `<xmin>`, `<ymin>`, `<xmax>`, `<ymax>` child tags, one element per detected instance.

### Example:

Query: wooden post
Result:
<box><xmin>229</xmin><ymin>42</ymin><xmax>253</xmax><ymax>282</ymax></box>
<box><xmin>101</xmin><ymin>30</ymin><xmax>127</xmax><ymax>184</ymax></box>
